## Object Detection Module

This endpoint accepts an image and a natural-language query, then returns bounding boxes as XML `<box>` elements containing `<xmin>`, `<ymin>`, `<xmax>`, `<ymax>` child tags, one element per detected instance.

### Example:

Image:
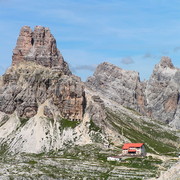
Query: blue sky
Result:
<box><xmin>1</xmin><ymin>0</ymin><xmax>180</xmax><ymax>81</ymax></box>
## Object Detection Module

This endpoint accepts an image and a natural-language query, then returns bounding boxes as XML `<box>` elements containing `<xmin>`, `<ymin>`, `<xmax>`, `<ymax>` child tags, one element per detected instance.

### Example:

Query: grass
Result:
<box><xmin>122</xmin><ymin>157</ymin><xmax>162</xmax><ymax>170</ymax></box>
<box><xmin>98</xmin><ymin>154</ymin><xmax>162</xmax><ymax>170</ymax></box>
<box><xmin>96</xmin><ymin>148</ymin><xmax>162</xmax><ymax>170</ymax></box>
<box><xmin>89</xmin><ymin>119</ymin><xmax>102</xmax><ymax>132</ymax></box>
<box><xmin>0</xmin><ymin>144</ymin><xmax>8</xmax><ymax>156</ymax></box>
<box><xmin>0</xmin><ymin>115</ymin><xmax>9</xmax><ymax>127</ymax></box>
<box><xmin>19</xmin><ymin>117</ymin><xmax>29</xmax><ymax>127</ymax></box>
<box><xmin>28</xmin><ymin>152</ymin><xmax>45</xmax><ymax>158</ymax></box>
<box><xmin>26</xmin><ymin>160</ymin><xmax>38</xmax><ymax>165</ymax></box>
<box><xmin>90</xmin><ymin>132</ymin><xmax>104</xmax><ymax>143</ymax></box>
<box><xmin>59</xmin><ymin>118</ymin><xmax>80</xmax><ymax>130</ymax></box>
<box><xmin>125</xmin><ymin>107</ymin><xmax>141</xmax><ymax>116</ymax></box>
<box><xmin>0</xmin><ymin>144</ymin><xmax>173</xmax><ymax>179</ymax></box>
<box><xmin>106</xmin><ymin>110</ymin><xmax>179</xmax><ymax>156</ymax></box>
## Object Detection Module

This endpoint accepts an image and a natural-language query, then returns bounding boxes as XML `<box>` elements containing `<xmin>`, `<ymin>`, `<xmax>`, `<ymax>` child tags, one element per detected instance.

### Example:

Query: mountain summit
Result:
<box><xmin>158</xmin><ymin>56</ymin><xmax>175</xmax><ymax>69</ymax></box>
<box><xmin>12</xmin><ymin>26</ymin><xmax>71</xmax><ymax>75</ymax></box>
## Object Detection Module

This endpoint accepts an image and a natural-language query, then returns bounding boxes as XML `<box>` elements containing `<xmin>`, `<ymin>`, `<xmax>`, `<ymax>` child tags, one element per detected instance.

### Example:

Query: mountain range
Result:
<box><xmin>0</xmin><ymin>26</ymin><xmax>179</xmax><ymax>179</ymax></box>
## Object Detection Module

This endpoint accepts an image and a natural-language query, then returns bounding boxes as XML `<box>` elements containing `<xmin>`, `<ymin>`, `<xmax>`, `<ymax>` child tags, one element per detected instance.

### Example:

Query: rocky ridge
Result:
<box><xmin>86</xmin><ymin>62</ymin><xmax>146</xmax><ymax>114</ymax></box>
<box><xmin>86</xmin><ymin>57</ymin><xmax>180</xmax><ymax>129</ymax></box>
<box><xmin>0</xmin><ymin>26</ymin><xmax>121</xmax><ymax>154</ymax></box>
<box><xmin>145</xmin><ymin>57</ymin><xmax>180</xmax><ymax>126</ymax></box>
<box><xmin>0</xmin><ymin>25</ymin><xmax>179</xmax><ymax>157</ymax></box>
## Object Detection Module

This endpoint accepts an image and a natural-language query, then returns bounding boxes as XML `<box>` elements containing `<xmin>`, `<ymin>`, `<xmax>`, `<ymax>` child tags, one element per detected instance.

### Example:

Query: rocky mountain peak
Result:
<box><xmin>1</xmin><ymin>25</ymin><xmax>86</xmax><ymax>122</ymax></box>
<box><xmin>92</xmin><ymin>61</ymin><xmax>139</xmax><ymax>78</ymax></box>
<box><xmin>86</xmin><ymin>58</ymin><xmax>180</xmax><ymax>128</ymax></box>
<box><xmin>95</xmin><ymin>62</ymin><xmax>122</xmax><ymax>72</ymax></box>
<box><xmin>158</xmin><ymin>56</ymin><xmax>174</xmax><ymax>69</ymax></box>
<box><xmin>86</xmin><ymin>62</ymin><xmax>145</xmax><ymax>112</ymax></box>
<box><xmin>12</xmin><ymin>25</ymin><xmax>71</xmax><ymax>75</ymax></box>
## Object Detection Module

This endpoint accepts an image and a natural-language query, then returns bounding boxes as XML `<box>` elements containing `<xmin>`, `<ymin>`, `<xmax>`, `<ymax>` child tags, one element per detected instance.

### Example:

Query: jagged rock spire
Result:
<box><xmin>158</xmin><ymin>56</ymin><xmax>174</xmax><ymax>69</ymax></box>
<box><xmin>12</xmin><ymin>26</ymin><xmax>71</xmax><ymax>75</ymax></box>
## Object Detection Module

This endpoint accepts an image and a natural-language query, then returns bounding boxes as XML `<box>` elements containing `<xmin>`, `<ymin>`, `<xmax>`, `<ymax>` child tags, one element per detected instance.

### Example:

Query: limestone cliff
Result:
<box><xmin>86</xmin><ymin>57</ymin><xmax>180</xmax><ymax>129</ymax></box>
<box><xmin>0</xmin><ymin>26</ymin><xmax>89</xmax><ymax>153</ymax></box>
<box><xmin>145</xmin><ymin>57</ymin><xmax>180</xmax><ymax>126</ymax></box>
<box><xmin>86</xmin><ymin>63</ymin><xmax>139</xmax><ymax>108</ymax></box>
<box><xmin>1</xmin><ymin>25</ymin><xmax>84</xmax><ymax>121</ymax></box>
<box><xmin>0</xmin><ymin>62</ymin><xmax>85</xmax><ymax>121</ymax></box>
<box><xmin>12</xmin><ymin>26</ymin><xmax>71</xmax><ymax>75</ymax></box>
<box><xmin>0</xmin><ymin>26</ymin><xmax>117</xmax><ymax>154</ymax></box>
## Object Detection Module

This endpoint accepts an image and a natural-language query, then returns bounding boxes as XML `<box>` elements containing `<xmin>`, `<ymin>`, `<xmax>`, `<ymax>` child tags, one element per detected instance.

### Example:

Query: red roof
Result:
<box><xmin>122</xmin><ymin>143</ymin><xmax>144</xmax><ymax>150</ymax></box>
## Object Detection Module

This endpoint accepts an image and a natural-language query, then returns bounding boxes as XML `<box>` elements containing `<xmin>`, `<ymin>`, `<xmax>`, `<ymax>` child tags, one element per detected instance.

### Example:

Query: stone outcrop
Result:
<box><xmin>0</xmin><ymin>62</ymin><xmax>85</xmax><ymax>121</ymax></box>
<box><xmin>145</xmin><ymin>57</ymin><xmax>179</xmax><ymax>123</ymax></box>
<box><xmin>0</xmin><ymin>26</ymin><xmax>85</xmax><ymax>121</ymax></box>
<box><xmin>86</xmin><ymin>62</ymin><xmax>146</xmax><ymax>114</ymax></box>
<box><xmin>86</xmin><ymin>57</ymin><xmax>180</xmax><ymax>129</ymax></box>
<box><xmin>12</xmin><ymin>26</ymin><xmax>71</xmax><ymax>75</ymax></box>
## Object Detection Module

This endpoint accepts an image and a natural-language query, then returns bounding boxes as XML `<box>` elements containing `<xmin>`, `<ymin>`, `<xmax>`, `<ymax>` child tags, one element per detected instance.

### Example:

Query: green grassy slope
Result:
<box><xmin>106</xmin><ymin>109</ymin><xmax>179</xmax><ymax>156</ymax></box>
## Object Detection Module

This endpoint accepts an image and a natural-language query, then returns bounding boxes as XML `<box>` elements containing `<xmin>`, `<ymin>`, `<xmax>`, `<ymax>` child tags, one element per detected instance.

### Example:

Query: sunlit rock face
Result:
<box><xmin>86</xmin><ymin>62</ymin><xmax>146</xmax><ymax>114</ymax></box>
<box><xmin>0</xmin><ymin>26</ymin><xmax>89</xmax><ymax>153</ymax></box>
<box><xmin>86</xmin><ymin>57</ymin><xmax>180</xmax><ymax>129</ymax></box>
<box><xmin>12</xmin><ymin>26</ymin><xmax>71</xmax><ymax>75</ymax></box>
<box><xmin>1</xmin><ymin>26</ymin><xmax>86</xmax><ymax>121</ymax></box>
<box><xmin>145</xmin><ymin>57</ymin><xmax>180</xmax><ymax>128</ymax></box>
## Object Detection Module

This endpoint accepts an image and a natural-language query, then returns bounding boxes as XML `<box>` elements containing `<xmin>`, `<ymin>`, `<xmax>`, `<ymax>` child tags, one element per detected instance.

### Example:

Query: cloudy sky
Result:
<box><xmin>1</xmin><ymin>0</ymin><xmax>180</xmax><ymax>81</ymax></box>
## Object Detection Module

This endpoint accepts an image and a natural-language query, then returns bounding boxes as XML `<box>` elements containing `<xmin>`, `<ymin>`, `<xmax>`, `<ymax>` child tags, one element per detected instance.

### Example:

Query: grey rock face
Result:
<box><xmin>86</xmin><ymin>57</ymin><xmax>180</xmax><ymax>128</ymax></box>
<box><xmin>12</xmin><ymin>26</ymin><xmax>71</xmax><ymax>75</ymax></box>
<box><xmin>86</xmin><ymin>95</ymin><xmax>106</xmax><ymax>129</ymax></box>
<box><xmin>145</xmin><ymin>57</ymin><xmax>180</xmax><ymax>124</ymax></box>
<box><xmin>86</xmin><ymin>62</ymin><xmax>146</xmax><ymax>113</ymax></box>
<box><xmin>0</xmin><ymin>26</ymin><xmax>84</xmax><ymax>120</ymax></box>
<box><xmin>0</xmin><ymin>63</ymin><xmax>85</xmax><ymax>121</ymax></box>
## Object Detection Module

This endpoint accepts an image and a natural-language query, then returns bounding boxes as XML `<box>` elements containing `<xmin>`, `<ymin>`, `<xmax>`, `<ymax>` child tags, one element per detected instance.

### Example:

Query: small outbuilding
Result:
<box><xmin>122</xmin><ymin>143</ymin><xmax>146</xmax><ymax>156</ymax></box>
<box><xmin>107</xmin><ymin>156</ymin><xmax>121</xmax><ymax>162</ymax></box>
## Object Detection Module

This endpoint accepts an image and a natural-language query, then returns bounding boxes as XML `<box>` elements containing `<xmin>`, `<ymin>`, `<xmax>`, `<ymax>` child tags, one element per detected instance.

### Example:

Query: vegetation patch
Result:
<box><xmin>60</xmin><ymin>118</ymin><xmax>80</xmax><ymax>130</ymax></box>
<box><xmin>0</xmin><ymin>145</ymin><xmax>174</xmax><ymax>179</ymax></box>
<box><xmin>0</xmin><ymin>144</ymin><xmax>8</xmax><ymax>156</ymax></box>
<box><xmin>90</xmin><ymin>132</ymin><xmax>103</xmax><ymax>143</ymax></box>
<box><xmin>122</xmin><ymin>157</ymin><xmax>162</xmax><ymax>170</ymax></box>
<box><xmin>125</xmin><ymin>107</ymin><xmax>141</xmax><ymax>116</ymax></box>
<box><xmin>26</xmin><ymin>160</ymin><xmax>38</xmax><ymax>165</ymax></box>
<box><xmin>0</xmin><ymin>115</ymin><xmax>9</xmax><ymax>127</ymax></box>
<box><xmin>89</xmin><ymin>119</ymin><xmax>101</xmax><ymax>132</ymax></box>
<box><xmin>106</xmin><ymin>109</ymin><xmax>179</xmax><ymax>156</ymax></box>
<box><xmin>19</xmin><ymin>117</ymin><xmax>29</xmax><ymax>127</ymax></box>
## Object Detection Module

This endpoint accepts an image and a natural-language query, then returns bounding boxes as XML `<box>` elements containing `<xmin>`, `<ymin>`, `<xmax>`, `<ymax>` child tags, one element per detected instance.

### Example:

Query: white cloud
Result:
<box><xmin>121</xmin><ymin>57</ymin><xmax>134</xmax><ymax>64</ymax></box>
<box><xmin>142</xmin><ymin>53</ymin><xmax>158</xmax><ymax>59</ymax></box>
<box><xmin>174</xmin><ymin>47</ymin><xmax>180</xmax><ymax>53</ymax></box>
<box><xmin>70</xmin><ymin>64</ymin><xmax>97</xmax><ymax>73</ymax></box>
